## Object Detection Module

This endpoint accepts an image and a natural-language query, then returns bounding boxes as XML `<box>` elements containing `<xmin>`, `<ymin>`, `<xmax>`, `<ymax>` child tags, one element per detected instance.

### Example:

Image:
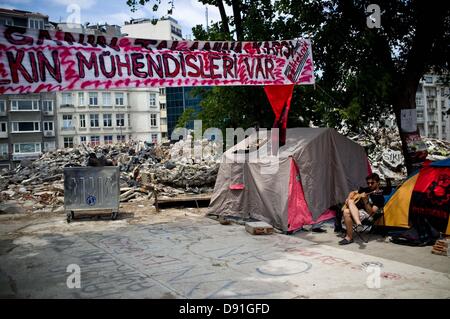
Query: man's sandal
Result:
<box><xmin>338</xmin><ymin>238</ymin><xmax>354</xmax><ymax>245</ymax></box>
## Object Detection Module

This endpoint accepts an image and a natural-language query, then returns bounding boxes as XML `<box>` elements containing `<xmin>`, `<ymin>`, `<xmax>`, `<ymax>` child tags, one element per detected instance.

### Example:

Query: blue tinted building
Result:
<box><xmin>166</xmin><ymin>87</ymin><xmax>205</xmax><ymax>139</ymax></box>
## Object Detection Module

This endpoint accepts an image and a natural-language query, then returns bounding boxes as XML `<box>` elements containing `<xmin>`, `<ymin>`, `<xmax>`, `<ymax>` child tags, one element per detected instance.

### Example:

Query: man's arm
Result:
<box><xmin>361</xmin><ymin>194</ymin><xmax>379</xmax><ymax>216</ymax></box>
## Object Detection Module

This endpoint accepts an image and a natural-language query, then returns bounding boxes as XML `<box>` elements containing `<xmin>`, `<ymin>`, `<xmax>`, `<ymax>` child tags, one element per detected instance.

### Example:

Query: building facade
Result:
<box><xmin>55</xmin><ymin>88</ymin><xmax>161</xmax><ymax>147</ymax></box>
<box><xmin>166</xmin><ymin>87</ymin><xmax>204</xmax><ymax>139</ymax></box>
<box><xmin>416</xmin><ymin>74</ymin><xmax>450</xmax><ymax>141</ymax></box>
<box><xmin>122</xmin><ymin>17</ymin><xmax>184</xmax><ymax>141</ymax></box>
<box><xmin>0</xmin><ymin>93</ymin><xmax>57</xmax><ymax>170</ymax></box>
<box><xmin>0</xmin><ymin>9</ymin><xmax>56</xmax><ymax>169</ymax></box>
<box><xmin>122</xmin><ymin>17</ymin><xmax>183</xmax><ymax>41</ymax></box>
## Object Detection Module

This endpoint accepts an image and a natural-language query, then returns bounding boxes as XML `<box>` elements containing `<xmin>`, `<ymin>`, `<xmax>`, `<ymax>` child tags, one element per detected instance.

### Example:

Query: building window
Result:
<box><xmin>78</xmin><ymin>92</ymin><xmax>85</xmax><ymax>106</ymax></box>
<box><xmin>62</xmin><ymin>115</ymin><xmax>73</xmax><ymax>129</ymax></box>
<box><xmin>1</xmin><ymin>144</ymin><xmax>9</xmax><ymax>157</ymax></box>
<box><xmin>150</xmin><ymin>114</ymin><xmax>157</xmax><ymax>127</ymax></box>
<box><xmin>151</xmin><ymin>134</ymin><xmax>158</xmax><ymax>144</ymax></box>
<box><xmin>44</xmin><ymin>141</ymin><xmax>56</xmax><ymax>151</ymax></box>
<box><xmin>149</xmin><ymin>93</ymin><xmax>157</xmax><ymax>107</ymax></box>
<box><xmin>160</xmin><ymin>118</ymin><xmax>167</xmax><ymax>125</ymax></box>
<box><xmin>103</xmin><ymin>114</ymin><xmax>112</xmax><ymax>127</ymax></box>
<box><xmin>1</xmin><ymin>122</ymin><xmax>7</xmax><ymax>133</ymax></box>
<box><xmin>117</xmin><ymin>135</ymin><xmax>125</xmax><ymax>142</ymax></box>
<box><xmin>11</xmin><ymin>100</ymin><xmax>39</xmax><ymax>111</ymax></box>
<box><xmin>61</xmin><ymin>93</ymin><xmax>73</xmax><ymax>105</ymax></box>
<box><xmin>13</xmin><ymin>143</ymin><xmax>41</xmax><ymax>154</ymax></box>
<box><xmin>79</xmin><ymin>114</ymin><xmax>86</xmax><ymax>128</ymax></box>
<box><xmin>43</xmin><ymin>121</ymin><xmax>53</xmax><ymax>131</ymax></box>
<box><xmin>159</xmin><ymin>88</ymin><xmax>166</xmax><ymax>95</ymax></box>
<box><xmin>80</xmin><ymin>136</ymin><xmax>87</xmax><ymax>144</ymax></box>
<box><xmin>416</xmin><ymin>97</ymin><xmax>423</xmax><ymax>106</ymax></box>
<box><xmin>64</xmin><ymin>137</ymin><xmax>74</xmax><ymax>148</ymax></box>
<box><xmin>29</xmin><ymin>19</ymin><xmax>44</xmax><ymax>29</ymax></box>
<box><xmin>160</xmin><ymin>103</ymin><xmax>166</xmax><ymax>110</ymax></box>
<box><xmin>12</xmin><ymin>122</ymin><xmax>40</xmax><ymax>132</ymax></box>
<box><xmin>90</xmin><ymin>114</ymin><xmax>99</xmax><ymax>127</ymax></box>
<box><xmin>90</xmin><ymin>136</ymin><xmax>100</xmax><ymax>145</ymax></box>
<box><xmin>116</xmin><ymin>114</ymin><xmax>125</xmax><ymax>127</ymax></box>
<box><xmin>115</xmin><ymin>92</ymin><xmax>124</xmax><ymax>105</ymax></box>
<box><xmin>417</xmin><ymin>110</ymin><xmax>424</xmax><ymax>119</ymax></box>
<box><xmin>102</xmin><ymin>92</ymin><xmax>112</xmax><ymax>106</ymax></box>
<box><xmin>0</xmin><ymin>18</ymin><xmax>13</xmax><ymax>26</ymax></box>
<box><xmin>104</xmin><ymin>135</ymin><xmax>113</xmax><ymax>144</ymax></box>
<box><xmin>89</xmin><ymin>92</ymin><xmax>98</xmax><ymax>106</ymax></box>
<box><xmin>424</xmin><ymin>76</ymin><xmax>433</xmax><ymax>84</ymax></box>
<box><xmin>42</xmin><ymin>100</ymin><xmax>53</xmax><ymax>112</ymax></box>
<box><xmin>0</xmin><ymin>100</ymin><xmax>5</xmax><ymax>113</ymax></box>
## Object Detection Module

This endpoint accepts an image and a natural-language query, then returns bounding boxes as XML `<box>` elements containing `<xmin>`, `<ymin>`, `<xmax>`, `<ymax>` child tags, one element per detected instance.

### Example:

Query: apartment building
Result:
<box><xmin>56</xmin><ymin>89</ymin><xmax>161</xmax><ymax>147</ymax></box>
<box><xmin>0</xmin><ymin>94</ymin><xmax>57</xmax><ymax>170</ymax></box>
<box><xmin>0</xmin><ymin>8</ymin><xmax>51</xmax><ymax>29</ymax></box>
<box><xmin>122</xmin><ymin>16</ymin><xmax>183</xmax><ymax>41</ymax></box>
<box><xmin>416</xmin><ymin>74</ymin><xmax>450</xmax><ymax>141</ymax></box>
<box><xmin>0</xmin><ymin>9</ymin><xmax>56</xmax><ymax>169</ymax></box>
<box><xmin>122</xmin><ymin>17</ymin><xmax>184</xmax><ymax>141</ymax></box>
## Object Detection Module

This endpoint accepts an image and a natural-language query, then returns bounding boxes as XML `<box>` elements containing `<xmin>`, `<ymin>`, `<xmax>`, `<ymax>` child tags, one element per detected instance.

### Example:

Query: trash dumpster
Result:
<box><xmin>64</xmin><ymin>166</ymin><xmax>120</xmax><ymax>223</ymax></box>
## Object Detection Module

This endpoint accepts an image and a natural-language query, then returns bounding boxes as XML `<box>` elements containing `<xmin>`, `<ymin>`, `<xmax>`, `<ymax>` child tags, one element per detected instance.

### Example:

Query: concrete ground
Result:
<box><xmin>0</xmin><ymin>202</ymin><xmax>449</xmax><ymax>299</ymax></box>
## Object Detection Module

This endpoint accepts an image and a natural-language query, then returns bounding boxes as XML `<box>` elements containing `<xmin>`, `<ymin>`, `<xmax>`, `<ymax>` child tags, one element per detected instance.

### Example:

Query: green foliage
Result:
<box><xmin>127</xmin><ymin>0</ymin><xmax>450</xmax><ymax>138</ymax></box>
<box><xmin>176</xmin><ymin>108</ymin><xmax>196</xmax><ymax>128</ymax></box>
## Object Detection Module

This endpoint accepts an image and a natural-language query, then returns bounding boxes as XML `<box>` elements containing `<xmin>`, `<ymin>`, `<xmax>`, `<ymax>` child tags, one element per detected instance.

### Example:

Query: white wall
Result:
<box><xmin>128</xmin><ymin>89</ymin><xmax>160</xmax><ymax>143</ymax></box>
<box><xmin>122</xmin><ymin>19</ymin><xmax>182</xmax><ymax>41</ymax></box>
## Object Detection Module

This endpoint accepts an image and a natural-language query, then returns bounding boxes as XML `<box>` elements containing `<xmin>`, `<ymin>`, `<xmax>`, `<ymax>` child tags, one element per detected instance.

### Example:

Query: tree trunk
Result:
<box><xmin>392</xmin><ymin>80</ymin><xmax>421</xmax><ymax>174</ymax></box>
<box><xmin>216</xmin><ymin>0</ymin><xmax>230</xmax><ymax>36</ymax></box>
<box><xmin>391</xmin><ymin>1</ymin><xmax>448</xmax><ymax>174</ymax></box>
<box><xmin>231</xmin><ymin>0</ymin><xmax>243</xmax><ymax>40</ymax></box>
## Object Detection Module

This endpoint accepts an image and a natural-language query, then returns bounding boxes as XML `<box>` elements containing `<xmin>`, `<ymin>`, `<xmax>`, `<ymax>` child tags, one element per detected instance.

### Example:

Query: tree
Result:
<box><xmin>289</xmin><ymin>1</ymin><xmax>448</xmax><ymax>173</ymax></box>
<box><xmin>176</xmin><ymin>108</ymin><xmax>196</xmax><ymax>128</ymax></box>
<box><xmin>127</xmin><ymin>1</ymin><xmax>450</xmax><ymax>172</ymax></box>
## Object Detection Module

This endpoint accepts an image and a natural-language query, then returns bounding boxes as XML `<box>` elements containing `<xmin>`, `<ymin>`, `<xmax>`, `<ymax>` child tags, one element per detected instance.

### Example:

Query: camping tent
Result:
<box><xmin>384</xmin><ymin>158</ymin><xmax>450</xmax><ymax>235</ymax></box>
<box><xmin>208</xmin><ymin>128</ymin><xmax>370</xmax><ymax>232</ymax></box>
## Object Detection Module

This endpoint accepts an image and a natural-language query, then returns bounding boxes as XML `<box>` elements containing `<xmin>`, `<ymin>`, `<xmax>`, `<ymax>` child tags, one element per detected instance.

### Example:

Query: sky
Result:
<box><xmin>0</xmin><ymin>0</ymin><xmax>232</xmax><ymax>39</ymax></box>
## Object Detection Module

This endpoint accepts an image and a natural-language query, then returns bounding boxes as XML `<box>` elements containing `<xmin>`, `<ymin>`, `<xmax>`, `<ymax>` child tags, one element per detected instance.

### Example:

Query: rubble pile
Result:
<box><xmin>346</xmin><ymin>122</ymin><xmax>450</xmax><ymax>183</ymax></box>
<box><xmin>0</xmin><ymin>139</ymin><xmax>221</xmax><ymax>214</ymax></box>
<box><xmin>142</xmin><ymin>137</ymin><xmax>220</xmax><ymax>192</ymax></box>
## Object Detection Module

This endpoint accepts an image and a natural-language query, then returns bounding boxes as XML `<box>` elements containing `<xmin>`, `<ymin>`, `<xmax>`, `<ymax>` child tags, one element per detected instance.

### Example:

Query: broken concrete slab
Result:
<box><xmin>245</xmin><ymin>221</ymin><xmax>274</xmax><ymax>235</ymax></box>
<box><xmin>0</xmin><ymin>201</ymin><xmax>26</xmax><ymax>214</ymax></box>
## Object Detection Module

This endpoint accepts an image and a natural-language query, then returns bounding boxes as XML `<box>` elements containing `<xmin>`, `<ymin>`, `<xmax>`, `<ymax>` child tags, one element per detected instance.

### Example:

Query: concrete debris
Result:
<box><xmin>0</xmin><ymin>139</ymin><xmax>220</xmax><ymax>213</ymax></box>
<box><xmin>0</xmin><ymin>125</ymin><xmax>448</xmax><ymax>214</ymax></box>
<box><xmin>0</xmin><ymin>201</ymin><xmax>27</xmax><ymax>214</ymax></box>
<box><xmin>345</xmin><ymin>121</ymin><xmax>450</xmax><ymax>183</ymax></box>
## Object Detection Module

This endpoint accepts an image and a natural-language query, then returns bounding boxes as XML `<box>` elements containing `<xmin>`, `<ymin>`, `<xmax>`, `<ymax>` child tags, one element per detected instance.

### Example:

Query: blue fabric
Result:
<box><xmin>429</xmin><ymin>158</ymin><xmax>450</xmax><ymax>167</ymax></box>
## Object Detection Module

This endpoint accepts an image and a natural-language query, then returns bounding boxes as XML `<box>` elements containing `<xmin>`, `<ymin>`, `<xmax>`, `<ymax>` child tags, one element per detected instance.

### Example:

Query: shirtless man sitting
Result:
<box><xmin>339</xmin><ymin>173</ymin><xmax>387</xmax><ymax>245</ymax></box>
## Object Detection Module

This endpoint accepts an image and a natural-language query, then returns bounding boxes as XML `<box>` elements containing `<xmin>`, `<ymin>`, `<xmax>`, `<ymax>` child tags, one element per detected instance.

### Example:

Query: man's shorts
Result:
<box><xmin>358</xmin><ymin>209</ymin><xmax>370</xmax><ymax>221</ymax></box>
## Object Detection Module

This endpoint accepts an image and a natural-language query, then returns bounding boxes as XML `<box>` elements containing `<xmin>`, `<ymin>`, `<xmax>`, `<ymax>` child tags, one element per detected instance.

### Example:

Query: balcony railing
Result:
<box><xmin>60</xmin><ymin>104</ymin><xmax>74</xmax><ymax>108</ymax></box>
<box><xmin>61</xmin><ymin>126</ymin><xmax>75</xmax><ymax>131</ymax></box>
<box><xmin>12</xmin><ymin>152</ymin><xmax>41</xmax><ymax>161</ymax></box>
<box><xmin>43</xmin><ymin>110</ymin><xmax>54</xmax><ymax>116</ymax></box>
<box><xmin>43</xmin><ymin>130</ymin><xmax>55</xmax><ymax>137</ymax></box>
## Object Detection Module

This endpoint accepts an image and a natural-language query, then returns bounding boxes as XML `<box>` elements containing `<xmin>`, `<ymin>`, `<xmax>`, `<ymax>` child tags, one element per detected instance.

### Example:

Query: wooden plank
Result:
<box><xmin>156</xmin><ymin>194</ymin><xmax>212</xmax><ymax>204</ymax></box>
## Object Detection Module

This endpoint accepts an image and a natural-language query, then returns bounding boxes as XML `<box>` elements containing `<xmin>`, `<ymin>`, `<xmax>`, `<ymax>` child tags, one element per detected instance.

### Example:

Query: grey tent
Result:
<box><xmin>208</xmin><ymin>128</ymin><xmax>370</xmax><ymax>232</ymax></box>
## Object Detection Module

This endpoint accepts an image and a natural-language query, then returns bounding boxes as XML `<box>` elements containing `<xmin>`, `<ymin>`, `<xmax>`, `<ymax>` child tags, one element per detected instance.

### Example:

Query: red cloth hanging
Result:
<box><xmin>264</xmin><ymin>84</ymin><xmax>294</xmax><ymax>145</ymax></box>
